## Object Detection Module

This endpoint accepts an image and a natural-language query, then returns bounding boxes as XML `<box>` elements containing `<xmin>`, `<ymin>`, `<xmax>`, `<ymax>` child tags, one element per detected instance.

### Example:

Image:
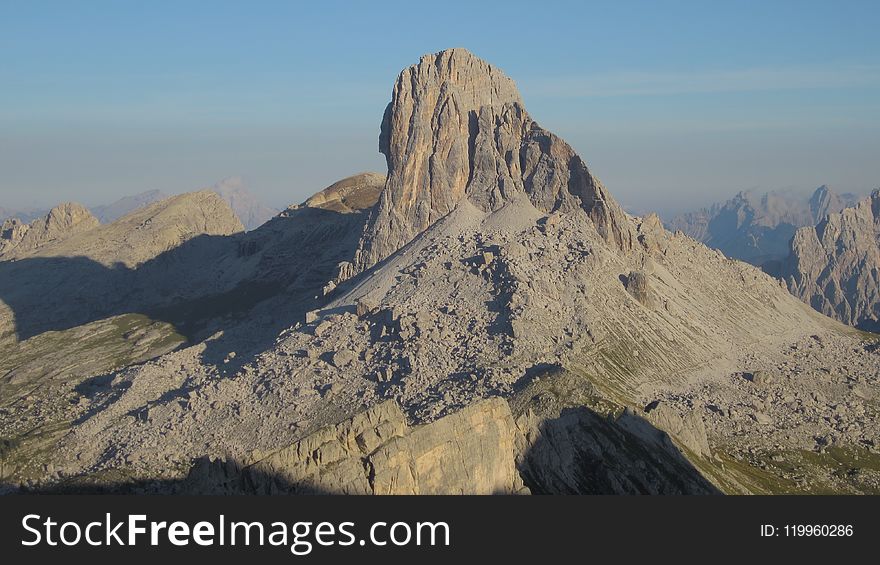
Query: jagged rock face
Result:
<box><xmin>666</xmin><ymin>186</ymin><xmax>859</xmax><ymax>267</ymax></box>
<box><xmin>809</xmin><ymin>184</ymin><xmax>859</xmax><ymax>224</ymax></box>
<box><xmin>185</xmin><ymin>398</ymin><xmax>526</xmax><ymax>495</ymax></box>
<box><xmin>0</xmin><ymin>218</ymin><xmax>29</xmax><ymax>252</ymax></box>
<box><xmin>0</xmin><ymin>203</ymin><xmax>99</xmax><ymax>260</ymax></box>
<box><xmin>780</xmin><ymin>190</ymin><xmax>880</xmax><ymax>331</ymax></box>
<box><xmin>356</xmin><ymin>48</ymin><xmax>632</xmax><ymax>268</ymax></box>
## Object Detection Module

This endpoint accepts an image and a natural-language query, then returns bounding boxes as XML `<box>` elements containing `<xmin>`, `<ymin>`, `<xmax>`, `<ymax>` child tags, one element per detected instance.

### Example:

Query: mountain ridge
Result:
<box><xmin>666</xmin><ymin>186</ymin><xmax>860</xmax><ymax>266</ymax></box>
<box><xmin>778</xmin><ymin>189</ymin><xmax>880</xmax><ymax>331</ymax></box>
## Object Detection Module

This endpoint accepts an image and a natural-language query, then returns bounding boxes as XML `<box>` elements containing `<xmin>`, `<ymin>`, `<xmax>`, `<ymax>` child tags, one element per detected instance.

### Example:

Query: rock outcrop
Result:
<box><xmin>779</xmin><ymin>190</ymin><xmax>880</xmax><ymax>331</ymax></box>
<box><xmin>624</xmin><ymin>270</ymin><xmax>655</xmax><ymax>308</ymax></box>
<box><xmin>666</xmin><ymin>186</ymin><xmax>859</xmax><ymax>267</ymax></box>
<box><xmin>0</xmin><ymin>203</ymin><xmax>99</xmax><ymax>260</ymax></box>
<box><xmin>301</xmin><ymin>172</ymin><xmax>385</xmax><ymax>213</ymax></box>
<box><xmin>185</xmin><ymin>398</ymin><xmax>526</xmax><ymax>495</ymax></box>
<box><xmin>355</xmin><ymin>48</ymin><xmax>632</xmax><ymax>269</ymax></box>
<box><xmin>809</xmin><ymin>184</ymin><xmax>857</xmax><ymax>223</ymax></box>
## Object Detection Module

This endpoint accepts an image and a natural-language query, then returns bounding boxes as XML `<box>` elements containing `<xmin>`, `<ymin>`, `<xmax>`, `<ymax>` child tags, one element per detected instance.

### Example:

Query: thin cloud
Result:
<box><xmin>528</xmin><ymin>65</ymin><xmax>880</xmax><ymax>97</ymax></box>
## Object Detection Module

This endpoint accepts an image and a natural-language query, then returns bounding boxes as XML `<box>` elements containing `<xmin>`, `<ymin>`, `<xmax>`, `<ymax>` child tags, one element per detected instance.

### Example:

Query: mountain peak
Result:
<box><xmin>356</xmin><ymin>49</ymin><xmax>632</xmax><ymax>269</ymax></box>
<box><xmin>808</xmin><ymin>184</ymin><xmax>844</xmax><ymax>223</ymax></box>
<box><xmin>378</xmin><ymin>48</ymin><xmax>522</xmax><ymax>163</ymax></box>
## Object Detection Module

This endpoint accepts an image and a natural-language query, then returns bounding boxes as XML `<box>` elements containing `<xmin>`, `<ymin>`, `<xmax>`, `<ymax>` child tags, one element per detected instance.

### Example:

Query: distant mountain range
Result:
<box><xmin>90</xmin><ymin>189</ymin><xmax>168</xmax><ymax>223</ymax></box>
<box><xmin>774</xmin><ymin>189</ymin><xmax>880</xmax><ymax>332</ymax></box>
<box><xmin>667</xmin><ymin>185</ymin><xmax>880</xmax><ymax>331</ymax></box>
<box><xmin>2</xmin><ymin>178</ymin><xmax>278</xmax><ymax>232</ymax></box>
<box><xmin>208</xmin><ymin>176</ymin><xmax>279</xmax><ymax>231</ymax></box>
<box><xmin>665</xmin><ymin>186</ymin><xmax>860</xmax><ymax>266</ymax></box>
<box><xmin>0</xmin><ymin>206</ymin><xmax>50</xmax><ymax>224</ymax></box>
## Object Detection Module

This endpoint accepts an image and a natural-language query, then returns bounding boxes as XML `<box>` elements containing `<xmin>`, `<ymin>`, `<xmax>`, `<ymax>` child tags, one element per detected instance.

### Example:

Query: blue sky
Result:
<box><xmin>1</xmin><ymin>0</ymin><xmax>878</xmax><ymax>216</ymax></box>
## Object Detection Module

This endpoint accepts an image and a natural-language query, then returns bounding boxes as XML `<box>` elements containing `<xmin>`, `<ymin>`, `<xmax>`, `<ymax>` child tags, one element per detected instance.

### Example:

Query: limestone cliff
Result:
<box><xmin>355</xmin><ymin>48</ymin><xmax>632</xmax><ymax>269</ymax></box>
<box><xmin>780</xmin><ymin>190</ymin><xmax>880</xmax><ymax>331</ymax></box>
<box><xmin>186</xmin><ymin>398</ymin><xmax>526</xmax><ymax>495</ymax></box>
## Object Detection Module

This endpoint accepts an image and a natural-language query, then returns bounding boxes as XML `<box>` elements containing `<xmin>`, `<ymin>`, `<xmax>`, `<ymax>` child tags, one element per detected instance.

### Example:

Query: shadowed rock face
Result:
<box><xmin>182</xmin><ymin>395</ymin><xmax>718</xmax><ymax>495</ymax></box>
<box><xmin>780</xmin><ymin>190</ymin><xmax>880</xmax><ymax>331</ymax></box>
<box><xmin>355</xmin><ymin>48</ymin><xmax>632</xmax><ymax>270</ymax></box>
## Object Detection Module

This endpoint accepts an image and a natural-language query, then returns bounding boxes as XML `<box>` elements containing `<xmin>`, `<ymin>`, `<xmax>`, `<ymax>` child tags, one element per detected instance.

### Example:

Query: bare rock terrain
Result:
<box><xmin>186</xmin><ymin>398</ymin><xmax>525</xmax><ymax>495</ymax></box>
<box><xmin>355</xmin><ymin>48</ymin><xmax>631</xmax><ymax>271</ymax></box>
<box><xmin>2</xmin><ymin>49</ymin><xmax>879</xmax><ymax>495</ymax></box>
<box><xmin>0</xmin><ymin>203</ymin><xmax>99</xmax><ymax>260</ymax></box>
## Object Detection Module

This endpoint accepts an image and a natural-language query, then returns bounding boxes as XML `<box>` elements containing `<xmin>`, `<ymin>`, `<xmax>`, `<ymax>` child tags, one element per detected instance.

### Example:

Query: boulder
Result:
<box><xmin>624</xmin><ymin>270</ymin><xmax>655</xmax><ymax>308</ymax></box>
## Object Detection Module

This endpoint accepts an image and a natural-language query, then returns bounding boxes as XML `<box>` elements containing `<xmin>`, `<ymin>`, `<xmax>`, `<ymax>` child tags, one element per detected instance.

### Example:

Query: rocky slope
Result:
<box><xmin>39</xmin><ymin>192</ymin><xmax>243</xmax><ymax>266</ymax></box>
<box><xmin>0</xmin><ymin>175</ymin><xmax>385</xmax><ymax>486</ymax></box>
<box><xmin>2</xmin><ymin>49</ymin><xmax>879</xmax><ymax>495</ymax></box>
<box><xmin>667</xmin><ymin>186</ymin><xmax>859</xmax><ymax>266</ymax></box>
<box><xmin>0</xmin><ymin>191</ymin><xmax>242</xmax><ymax>372</ymax></box>
<box><xmin>301</xmin><ymin>172</ymin><xmax>385</xmax><ymax>213</ymax></box>
<box><xmin>776</xmin><ymin>190</ymin><xmax>880</xmax><ymax>332</ymax></box>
